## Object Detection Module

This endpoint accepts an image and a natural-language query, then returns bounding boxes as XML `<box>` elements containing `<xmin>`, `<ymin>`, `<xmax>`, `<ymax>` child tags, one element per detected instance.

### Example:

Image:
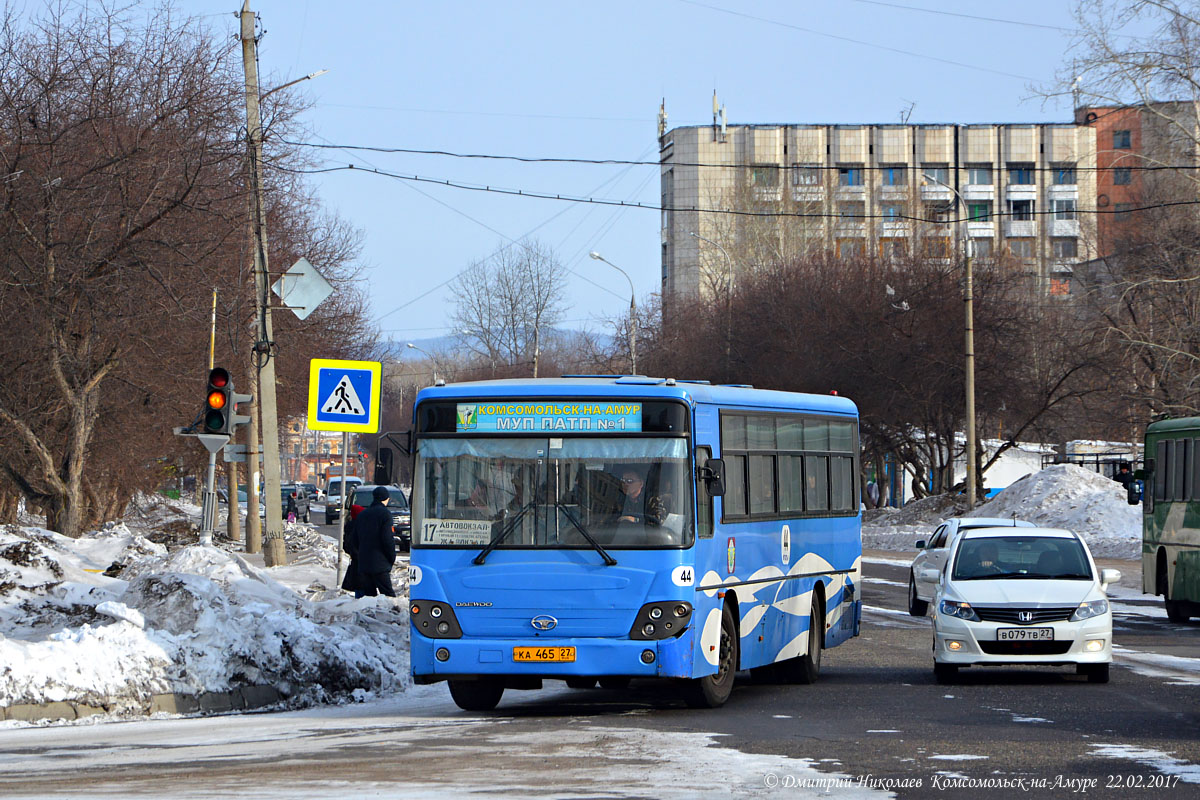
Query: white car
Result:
<box><xmin>908</xmin><ymin>517</ymin><xmax>1035</xmax><ymax>616</ymax></box>
<box><xmin>924</xmin><ymin>527</ymin><xmax>1120</xmax><ymax>684</ymax></box>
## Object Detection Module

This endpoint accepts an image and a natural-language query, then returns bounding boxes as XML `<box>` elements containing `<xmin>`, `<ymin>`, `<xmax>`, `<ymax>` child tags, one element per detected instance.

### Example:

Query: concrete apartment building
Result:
<box><xmin>659</xmin><ymin>114</ymin><xmax>1098</xmax><ymax>304</ymax></box>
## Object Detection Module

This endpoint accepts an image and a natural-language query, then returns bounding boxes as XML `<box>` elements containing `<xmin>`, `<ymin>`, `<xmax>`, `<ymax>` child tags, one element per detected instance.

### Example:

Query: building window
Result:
<box><xmin>1053</xmin><ymin>163</ymin><xmax>1077</xmax><ymax>185</ymax></box>
<box><xmin>1009</xmin><ymin>238</ymin><xmax>1035</xmax><ymax>259</ymax></box>
<box><xmin>792</xmin><ymin>164</ymin><xmax>820</xmax><ymax>186</ymax></box>
<box><xmin>1049</xmin><ymin>277</ymin><xmax>1071</xmax><ymax>295</ymax></box>
<box><xmin>968</xmin><ymin>202</ymin><xmax>992</xmax><ymax>221</ymax></box>
<box><xmin>880</xmin><ymin>202</ymin><xmax>905</xmax><ymax>219</ymax></box>
<box><xmin>967</xmin><ymin>164</ymin><xmax>992</xmax><ymax>185</ymax></box>
<box><xmin>881</xmin><ymin>165</ymin><xmax>907</xmax><ymax>186</ymax></box>
<box><xmin>838</xmin><ymin>201</ymin><xmax>865</xmax><ymax>219</ymax></box>
<box><xmin>1008</xmin><ymin>199</ymin><xmax>1035</xmax><ymax>220</ymax></box>
<box><xmin>838</xmin><ymin>165</ymin><xmax>864</xmax><ymax>186</ymax></box>
<box><xmin>924</xmin><ymin>203</ymin><xmax>952</xmax><ymax>223</ymax></box>
<box><xmin>1052</xmin><ymin>199</ymin><xmax>1076</xmax><ymax>220</ymax></box>
<box><xmin>1113</xmin><ymin>167</ymin><xmax>1132</xmax><ymax>185</ymax></box>
<box><xmin>922</xmin><ymin>237</ymin><xmax>951</xmax><ymax>258</ymax></box>
<box><xmin>1114</xmin><ymin>202</ymin><xmax>1134</xmax><ymax>220</ymax></box>
<box><xmin>836</xmin><ymin>239</ymin><xmax>864</xmax><ymax>259</ymax></box>
<box><xmin>1052</xmin><ymin>237</ymin><xmax>1078</xmax><ymax>259</ymax></box>
<box><xmin>1114</xmin><ymin>129</ymin><xmax>1132</xmax><ymax>149</ymax></box>
<box><xmin>880</xmin><ymin>238</ymin><xmax>907</xmax><ymax>260</ymax></box>
<box><xmin>970</xmin><ymin>237</ymin><xmax>993</xmax><ymax>259</ymax></box>
<box><xmin>752</xmin><ymin>165</ymin><xmax>779</xmax><ymax>187</ymax></box>
<box><xmin>922</xmin><ymin>164</ymin><xmax>949</xmax><ymax>186</ymax></box>
<box><xmin>1008</xmin><ymin>163</ymin><xmax>1035</xmax><ymax>185</ymax></box>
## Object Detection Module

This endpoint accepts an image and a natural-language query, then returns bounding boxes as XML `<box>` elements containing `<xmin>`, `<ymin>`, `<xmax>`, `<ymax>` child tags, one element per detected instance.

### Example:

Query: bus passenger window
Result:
<box><xmin>725</xmin><ymin>455</ymin><xmax>747</xmax><ymax>517</ymax></box>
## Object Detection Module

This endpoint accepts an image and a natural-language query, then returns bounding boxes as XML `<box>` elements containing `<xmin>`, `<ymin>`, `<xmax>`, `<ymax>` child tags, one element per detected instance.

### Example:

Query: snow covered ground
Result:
<box><xmin>864</xmin><ymin>464</ymin><xmax>1142</xmax><ymax>559</ymax></box>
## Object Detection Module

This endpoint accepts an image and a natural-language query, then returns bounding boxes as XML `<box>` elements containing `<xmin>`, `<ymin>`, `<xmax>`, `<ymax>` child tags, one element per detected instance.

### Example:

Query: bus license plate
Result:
<box><xmin>513</xmin><ymin>646</ymin><xmax>576</xmax><ymax>662</ymax></box>
<box><xmin>997</xmin><ymin>627</ymin><xmax>1053</xmax><ymax>641</ymax></box>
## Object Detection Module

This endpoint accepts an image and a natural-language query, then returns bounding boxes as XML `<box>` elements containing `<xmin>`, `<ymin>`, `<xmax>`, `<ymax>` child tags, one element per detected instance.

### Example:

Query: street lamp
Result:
<box><xmin>922</xmin><ymin>173</ymin><xmax>978</xmax><ymax>509</ymax></box>
<box><xmin>406</xmin><ymin>342</ymin><xmax>440</xmax><ymax>384</ymax></box>
<box><xmin>588</xmin><ymin>251</ymin><xmax>637</xmax><ymax>375</ymax></box>
<box><xmin>688</xmin><ymin>231</ymin><xmax>734</xmax><ymax>375</ymax></box>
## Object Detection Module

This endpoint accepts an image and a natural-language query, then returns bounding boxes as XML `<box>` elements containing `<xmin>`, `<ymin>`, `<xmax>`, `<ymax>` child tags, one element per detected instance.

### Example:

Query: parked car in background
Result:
<box><xmin>281</xmin><ymin>484</ymin><xmax>311</xmax><ymax>523</ymax></box>
<box><xmin>324</xmin><ymin>476</ymin><xmax>364</xmax><ymax>525</ymax></box>
<box><xmin>909</xmin><ymin>517</ymin><xmax>1036</xmax><ymax>616</ymax></box>
<box><xmin>347</xmin><ymin>484</ymin><xmax>411</xmax><ymax>551</ymax></box>
<box><xmin>926</xmin><ymin>526</ymin><xmax>1119</xmax><ymax>684</ymax></box>
<box><xmin>298</xmin><ymin>482</ymin><xmax>323</xmax><ymax>503</ymax></box>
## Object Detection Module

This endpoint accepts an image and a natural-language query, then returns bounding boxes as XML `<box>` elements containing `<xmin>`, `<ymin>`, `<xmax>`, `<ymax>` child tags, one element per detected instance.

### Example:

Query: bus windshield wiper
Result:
<box><xmin>557</xmin><ymin>503</ymin><xmax>617</xmax><ymax>566</ymax></box>
<box><xmin>473</xmin><ymin>500</ymin><xmax>536</xmax><ymax>565</ymax></box>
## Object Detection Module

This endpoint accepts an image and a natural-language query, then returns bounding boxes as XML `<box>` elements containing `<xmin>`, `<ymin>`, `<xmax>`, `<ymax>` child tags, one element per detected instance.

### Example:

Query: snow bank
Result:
<box><xmin>0</xmin><ymin>522</ymin><xmax>409</xmax><ymax>715</ymax></box>
<box><xmin>863</xmin><ymin>463</ymin><xmax>1141</xmax><ymax>559</ymax></box>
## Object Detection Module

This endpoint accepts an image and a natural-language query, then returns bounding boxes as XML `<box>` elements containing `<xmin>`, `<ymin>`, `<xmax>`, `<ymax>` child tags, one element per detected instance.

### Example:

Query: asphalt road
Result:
<box><xmin>2</xmin><ymin>551</ymin><xmax>1197</xmax><ymax>799</ymax></box>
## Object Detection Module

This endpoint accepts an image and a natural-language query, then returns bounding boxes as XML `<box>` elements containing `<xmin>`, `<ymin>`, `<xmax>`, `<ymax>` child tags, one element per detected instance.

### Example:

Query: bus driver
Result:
<box><xmin>616</xmin><ymin>467</ymin><xmax>669</xmax><ymax>526</ymax></box>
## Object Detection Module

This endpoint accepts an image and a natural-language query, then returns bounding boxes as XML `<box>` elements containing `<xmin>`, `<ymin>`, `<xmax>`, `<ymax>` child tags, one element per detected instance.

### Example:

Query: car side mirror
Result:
<box><xmin>699</xmin><ymin>458</ymin><xmax>726</xmax><ymax>497</ymax></box>
<box><xmin>915</xmin><ymin>540</ymin><xmax>926</xmax><ymax>549</ymax></box>
<box><xmin>1100</xmin><ymin>568</ymin><xmax>1122</xmax><ymax>587</ymax></box>
<box><xmin>920</xmin><ymin>568</ymin><xmax>942</xmax><ymax>585</ymax></box>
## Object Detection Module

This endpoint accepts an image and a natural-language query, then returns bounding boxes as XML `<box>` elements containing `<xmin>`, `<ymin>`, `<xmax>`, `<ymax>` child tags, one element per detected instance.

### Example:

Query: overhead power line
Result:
<box><xmin>277</xmin><ymin>137</ymin><xmax>1196</xmax><ymax>173</ymax></box>
<box><xmin>267</xmin><ymin>160</ymin><xmax>1200</xmax><ymax>223</ymax></box>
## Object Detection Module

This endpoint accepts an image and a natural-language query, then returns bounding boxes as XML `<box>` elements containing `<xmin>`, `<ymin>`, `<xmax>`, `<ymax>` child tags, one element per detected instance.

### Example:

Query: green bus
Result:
<box><xmin>1142</xmin><ymin>417</ymin><xmax>1200</xmax><ymax>622</ymax></box>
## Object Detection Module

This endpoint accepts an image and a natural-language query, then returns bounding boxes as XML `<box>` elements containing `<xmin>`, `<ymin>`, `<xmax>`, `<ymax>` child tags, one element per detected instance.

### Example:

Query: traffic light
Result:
<box><xmin>204</xmin><ymin>367</ymin><xmax>233</xmax><ymax>434</ymax></box>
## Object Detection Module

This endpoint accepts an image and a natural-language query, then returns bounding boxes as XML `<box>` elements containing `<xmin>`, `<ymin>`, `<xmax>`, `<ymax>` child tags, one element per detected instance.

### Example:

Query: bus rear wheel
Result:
<box><xmin>1158</xmin><ymin>553</ymin><xmax>1192</xmax><ymax>622</ymax></box>
<box><xmin>783</xmin><ymin>601</ymin><xmax>823</xmax><ymax>684</ymax></box>
<box><xmin>683</xmin><ymin>603</ymin><xmax>738</xmax><ymax>708</ymax></box>
<box><xmin>1165</xmin><ymin>599</ymin><xmax>1192</xmax><ymax>623</ymax></box>
<box><xmin>447</xmin><ymin>680</ymin><xmax>504</xmax><ymax>711</ymax></box>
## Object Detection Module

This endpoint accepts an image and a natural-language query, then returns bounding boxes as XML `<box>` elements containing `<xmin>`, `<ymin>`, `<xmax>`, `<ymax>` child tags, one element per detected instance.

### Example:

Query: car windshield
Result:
<box><xmin>351</xmin><ymin>488</ymin><xmax>408</xmax><ymax>510</ymax></box>
<box><xmin>328</xmin><ymin>480</ymin><xmax>359</xmax><ymax>495</ymax></box>
<box><xmin>413</xmin><ymin>437</ymin><xmax>692</xmax><ymax>548</ymax></box>
<box><xmin>952</xmin><ymin>536</ymin><xmax>1093</xmax><ymax>581</ymax></box>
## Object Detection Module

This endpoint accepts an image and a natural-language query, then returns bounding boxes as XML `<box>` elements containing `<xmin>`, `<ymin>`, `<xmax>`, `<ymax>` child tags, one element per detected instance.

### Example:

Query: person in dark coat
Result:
<box><xmin>354</xmin><ymin>486</ymin><xmax>397</xmax><ymax>597</ymax></box>
<box><xmin>342</xmin><ymin>504</ymin><xmax>367</xmax><ymax>597</ymax></box>
<box><xmin>285</xmin><ymin>492</ymin><xmax>298</xmax><ymax>523</ymax></box>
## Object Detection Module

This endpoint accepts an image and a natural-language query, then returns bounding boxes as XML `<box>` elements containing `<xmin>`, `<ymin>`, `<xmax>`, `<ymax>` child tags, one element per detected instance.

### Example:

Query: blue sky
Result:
<box><xmin>181</xmin><ymin>1</ymin><xmax>1099</xmax><ymax>344</ymax></box>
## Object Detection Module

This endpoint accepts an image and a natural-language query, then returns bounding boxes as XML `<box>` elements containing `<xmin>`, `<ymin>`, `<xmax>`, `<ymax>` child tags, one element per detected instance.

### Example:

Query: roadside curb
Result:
<box><xmin>0</xmin><ymin>685</ymin><xmax>284</xmax><ymax>723</ymax></box>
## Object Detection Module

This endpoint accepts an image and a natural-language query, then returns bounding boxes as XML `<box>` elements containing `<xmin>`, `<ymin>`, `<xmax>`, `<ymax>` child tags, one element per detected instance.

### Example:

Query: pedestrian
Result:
<box><xmin>341</xmin><ymin>503</ymin><xmax>367</xmax><ymax>597</ymax></box>
<box><xmin>354</xmin><ymin>486</ymin><xmax>397</xmax><ymax>597</ymax></box>
<box><xmin>1114</xmin><ymin>463</ymin><xmax>1136</xmax><ymax>491</ymax></box>
<box><xmin>285</xmin><ymin>491</ymin><xmax>298</xmax><ymax>523</ymax></box>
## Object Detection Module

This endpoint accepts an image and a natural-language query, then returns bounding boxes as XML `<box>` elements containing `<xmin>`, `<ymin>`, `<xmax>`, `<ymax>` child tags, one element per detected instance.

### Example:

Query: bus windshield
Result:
<box><xmin>414</xmin><ymin>437</ymin><xmax>692</xmax><ymax>549</ymax></box>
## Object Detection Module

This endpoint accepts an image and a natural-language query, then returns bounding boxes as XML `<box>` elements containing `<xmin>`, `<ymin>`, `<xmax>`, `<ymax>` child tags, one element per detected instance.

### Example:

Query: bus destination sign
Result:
<box><xmin>457</xmin><ymin>402</ymin><xmax>642</xmax><ymax>433</ymax></box>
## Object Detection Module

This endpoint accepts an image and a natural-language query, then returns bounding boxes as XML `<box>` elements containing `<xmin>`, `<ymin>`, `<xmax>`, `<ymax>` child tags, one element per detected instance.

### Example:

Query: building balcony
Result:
<box><xmin>753</xmin><ymin>187</ymin><xmax>783</xmax><ymax>202</ymax></box>
<box><xmin>879</xmin><ymin>184</ymin><xmax>909</xmax><ymax>200</ymax></box>
<box><xmin>1006</xmin><ymin>184</ymin><xmax>1037</xmax><ymax>200</ymax></box>
<box><xmin>835</xmin><ymin>222</ymin><xmax>866</xmax><ymax>236</ymax></box>
<box><xmin>791</xmin><ymin>187</ymin><xmax>824</xmax><ymax>202</ymax></box>
<box><xmin>962</xmin><ymin>184</ymin><xmax>995</xmax><ymax>202</ymax></box>
<box><xmin>877</xmin><ymin>221</ymin><xmax>910</xmax><ymax>236</ymax></box>
<box><xmin>1049</xmin><ymin>218</ymin><xmax>1080</xmax><ymax>237</ymax></box>
<box><xmin>920</xmin><ymin>184</ymin><xmax>954</xmax><ymax>202</ymax></box>
<box><xmin>835</xmin><ymin>185</ymin><xmax>867</xmax><ymax>199</ymax></box>
<box><xmin>966</xmin><ymin>221</ymin><xmax>995</xmax><ymax>237</ymax></box>
<box><xmin>1047</xmin><ymin>185</ymin><xmax>1078</xmax><ymax>200</ymax></box>
<box><xmin>1004</xmin><ymin>220</ymin><xmax>1037</xmax><ymax>237</ymax></box>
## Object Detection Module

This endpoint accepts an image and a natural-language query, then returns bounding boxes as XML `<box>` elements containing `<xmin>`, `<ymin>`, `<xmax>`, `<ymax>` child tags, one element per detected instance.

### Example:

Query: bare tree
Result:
<box><xmin>453</xmin><ymin>239</ymin><xmax>567</xmax><ymax>377</ymax></box>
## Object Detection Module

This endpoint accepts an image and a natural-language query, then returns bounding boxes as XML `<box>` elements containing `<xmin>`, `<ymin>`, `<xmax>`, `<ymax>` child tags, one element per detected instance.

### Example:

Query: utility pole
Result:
<box><xmin>240</xmin><ymin>1</ymin><xmax>286</xmax><ymax>565</ymax></box>
<box><xmin>245</xmin><ymin>360</ymin><xmax>262</xmax><ymax>552</ymax></box>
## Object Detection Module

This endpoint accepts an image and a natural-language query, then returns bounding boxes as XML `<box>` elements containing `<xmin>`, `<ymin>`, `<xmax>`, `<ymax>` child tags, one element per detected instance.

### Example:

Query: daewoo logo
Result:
<box><xmin>531</xmin><ymin>614</ymin><xmax>558</xmax><ymax>631</ymax></box>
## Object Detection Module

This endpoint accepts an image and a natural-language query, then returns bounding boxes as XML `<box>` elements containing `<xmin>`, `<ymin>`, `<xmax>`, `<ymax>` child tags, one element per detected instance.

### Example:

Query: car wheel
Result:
<box><xmin>683</xmin><ymin>603</ymin><xmax>738</xmax><ymax>708</ymax></box>
<box><xmin>933</xmin><ymin>662</ymin><xmax>958</xmax><ymax>684</ymax></box>
<box><xmin>908</xmin><ymin>572</ymin><xmax>929</xmax><ymax>617</ymax></box>
<box><xmin>303</xmin><ymin>510</ymin><xmax>309</xmax><ymax>523</ymax></box>
<box><xmin>1078</xmin><ymin>663</ymin><xmax>1110</xmax><ymax>684</ymax></box>
<box><xmin>447</xmin><ymin>680</ymin><xmax>504</xmax><ymax>711</ymax></box>
<box><xmin>326</xmin><ymin>513</ymin><xmax>336</xmax><ymax>526</ymax></box>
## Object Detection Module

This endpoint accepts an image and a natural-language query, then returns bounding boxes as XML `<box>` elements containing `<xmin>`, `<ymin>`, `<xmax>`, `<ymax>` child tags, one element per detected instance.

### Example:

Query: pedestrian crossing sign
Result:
<box><xmin>307</xmin><ymin>358</ymin><xmax>382</xmax><ymax>432</ymax></box>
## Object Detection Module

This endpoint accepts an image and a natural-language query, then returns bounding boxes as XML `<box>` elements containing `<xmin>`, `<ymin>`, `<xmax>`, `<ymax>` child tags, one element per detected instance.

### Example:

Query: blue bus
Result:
<box><xmin>408</xmin><ymin>377</ymin><xmax>862</xmax><ymax>710</ymax></box>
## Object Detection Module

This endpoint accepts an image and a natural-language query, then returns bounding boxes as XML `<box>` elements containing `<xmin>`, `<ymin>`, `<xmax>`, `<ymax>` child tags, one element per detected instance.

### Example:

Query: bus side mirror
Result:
<box><xmin>374</xmin><ymin>447</ymin><xmax>394</xmax><ymax>485</ymax></box>
<box><xmin>699</xmin><ymin>458</ymin><xmax>726</xmax><ymax>497</ymax></box>
<box><xmin>1127</xmin><ymin>483</ymin><xmax>1142</xmax><ymax>506</ymax></box>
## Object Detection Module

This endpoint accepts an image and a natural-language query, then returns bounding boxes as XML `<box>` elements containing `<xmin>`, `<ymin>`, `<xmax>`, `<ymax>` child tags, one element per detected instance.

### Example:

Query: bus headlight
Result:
<box><xmin>630</xmin><ymin>601</ymin><xmax>691</xmax><ymax>640</ymax></box>
<box><xmin>411</xmin><ymin>600</ymin><xmax>463</xmax><ymax>638</ymax></box>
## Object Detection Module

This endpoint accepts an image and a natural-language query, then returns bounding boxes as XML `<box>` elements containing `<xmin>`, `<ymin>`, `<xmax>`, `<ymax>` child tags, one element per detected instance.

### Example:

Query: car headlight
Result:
<box><xmin>1070</xmin><ymin>599</ymin><xmax>1109</xmax><ymax>621</ymax></box>
<box><xmin>939</xmin><ymin>599</ymin><xmax>979</xmax><ymax>622</ymax></box>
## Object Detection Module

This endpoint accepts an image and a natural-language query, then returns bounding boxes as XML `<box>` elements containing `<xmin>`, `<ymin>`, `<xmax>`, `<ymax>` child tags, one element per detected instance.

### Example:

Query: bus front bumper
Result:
<box><xmin>411</xmin><ymin>628</ymin><xmax>697</xmax><ymax>683</ymax></box>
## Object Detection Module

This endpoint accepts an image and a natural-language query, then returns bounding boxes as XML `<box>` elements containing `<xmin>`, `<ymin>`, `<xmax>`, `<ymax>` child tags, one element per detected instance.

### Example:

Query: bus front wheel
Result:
<box><xmin>448</xmin><ymin>680</ymin><xmax>504</xmax><ymax>711</ymax></box>
<box><xmin>683</xmin><ymin>603</ymin><xmax>738</xmax><ymax>708</ymax></box>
